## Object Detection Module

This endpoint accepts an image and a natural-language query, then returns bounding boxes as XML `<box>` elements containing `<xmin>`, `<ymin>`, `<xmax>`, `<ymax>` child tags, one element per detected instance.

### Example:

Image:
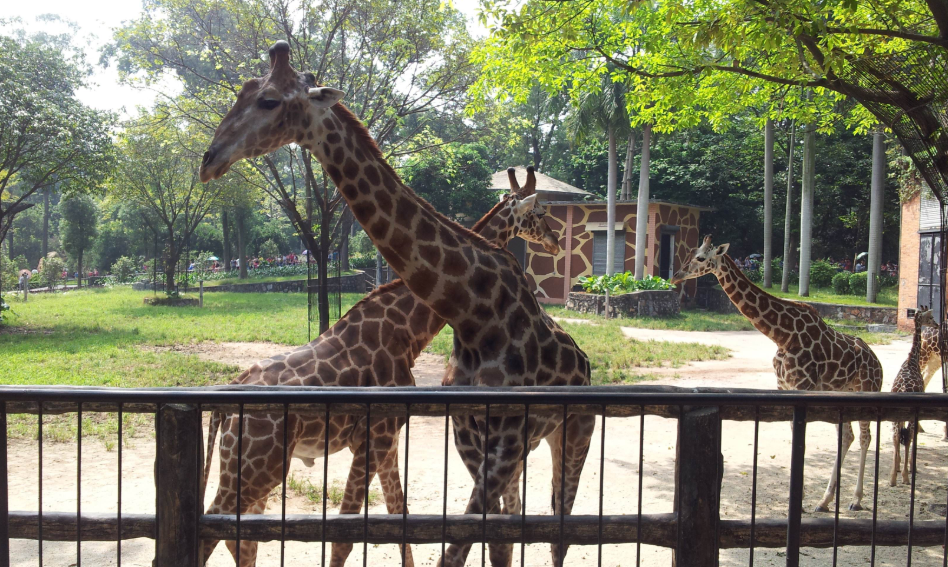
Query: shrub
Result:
<box><xmin>350</xmin><ymin>253</ymin><xmax>377</xmax><ymax>270</ymax></box>
<box><xmin>878</xmin><ymin>274</ymin><xmax>898</xmax><ymax>288</ymax></box>
<box><xmin>744</xmin><ymin>267</ymin><xmax>762</xmax><ymax>283</ymax></box>
<box><xmin>0</xmin><ymin>293</ymin><xmax>9</xmax><ymax>324</ymax></box>
<box><xmin>831</xmin><ymin>272</ymin><xmax>851</xmax><ymax>295</ymax></box>
<box><xmin>39</xmin><ymin>256</ymin><xmax>65</xmax><ymax>289</ymax></box>
<box><xmin>110</xmin><ymin>256</ymin><xmax>139</xmax><ymax>284</ymax></box>
<box><xmin>809</xmin><ymin>260</ymin><xmax>837</xmax><ymax>288</ymax></box>
<box><xmin>578</xmin><ymin>272</ymin><xmax>673</xmax><ymax>294</ymax></box>
<box><xmin>259</xmin><ymin>239</ymin><xmax>280</xmax><ymax>259</ymax></box>
<box><xmin>849</xmin><ymin>272</ymin><xmax>868</xmax><ymax>296</ymax></box>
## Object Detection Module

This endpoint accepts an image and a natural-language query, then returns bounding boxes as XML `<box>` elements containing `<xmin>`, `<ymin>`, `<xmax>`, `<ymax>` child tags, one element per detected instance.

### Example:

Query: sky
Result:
<box><xmin>5</xmin><ymin>0</ymin><xmax>488</xmax><ymax>119</ymax></box>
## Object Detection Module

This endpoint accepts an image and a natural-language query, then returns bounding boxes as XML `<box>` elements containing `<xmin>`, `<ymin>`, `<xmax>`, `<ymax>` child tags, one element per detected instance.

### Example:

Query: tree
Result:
<box><xmin>0</xmin><ymin>27</ymin><xmax>113</xmax><ymax>249</ymax></box>
<box><xmin>400</xmin><ymin>143</ymin><xmax>495</xmax><ymax>225</ymax></box>
<box><xmin>59</xmin><ymin>195</ymin><xmax>98</xmax><ymax>287</ymax></box>
<box><xmin>111</xmin><ymin>115</ymin><xmax>228</xmax><ymax>292</ymax></box>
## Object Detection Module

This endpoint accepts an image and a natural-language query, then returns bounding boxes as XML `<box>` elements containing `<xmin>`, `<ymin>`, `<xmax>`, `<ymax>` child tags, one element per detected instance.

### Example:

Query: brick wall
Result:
<box><xmin>898</xmin><ymin>193</ymin><xmax>920</xmax><ymax>332</ymax></box>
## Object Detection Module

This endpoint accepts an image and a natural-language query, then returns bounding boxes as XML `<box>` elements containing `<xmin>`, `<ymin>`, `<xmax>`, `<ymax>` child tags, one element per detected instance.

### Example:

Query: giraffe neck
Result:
<box><xmin>908</xmin><ymin>320</ymin><xmax>926</xmax><ymax>370</ymax></box>
<box><xmin>300</xmin><ymin>106</ymin><xmax>503</xmax><ymax>325</ymax></box>
<box><xmin>715</xmin><ymin>255</ymin><xmax>815</xmax><ymax>348</ymax></box>
<box><xmin>475</xmin><ymin>199</ymin><xmax>519</xmax><ymax>247</ymax></box>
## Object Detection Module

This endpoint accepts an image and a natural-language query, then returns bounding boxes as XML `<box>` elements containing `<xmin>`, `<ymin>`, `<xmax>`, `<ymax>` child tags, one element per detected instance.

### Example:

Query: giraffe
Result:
<box><xmin>919</xmin><ymin>326</ymin><xmax>942</xmax><ymax>390</ymax></box>
<box><xmin>670</xmin><ymin>236</ymin><xmax>883</xmax><ymax>512</ymax></box>
<box><xmin>199</xmin><ymin>41</ymin><xmax>595</xmax><ymax>567</ymax></box>
<box><xmin>890</xmin><ymin>306</ymin><xmax>937</xmax><ymax>486</ymax></box>
<box><xmin>201</xmin><ymin>167</ymin><xmax>561</xmax><ymax>567</ymax></box>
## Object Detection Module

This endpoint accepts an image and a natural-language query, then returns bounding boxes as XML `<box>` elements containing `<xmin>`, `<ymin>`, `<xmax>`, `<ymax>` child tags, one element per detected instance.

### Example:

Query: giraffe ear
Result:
<box><xmin>308</xmin><ymin>87</ymin><xmax>345</xmax><ymax>107</ymax></box>
<box><xmin>515</xmin><ymin>194</ymin><xmax>538</xmax><ymax>215</ymax></box>
<box><xmin>714</xmin><ymin>243</ymin><xmax>729</xmax><ymax>256</ymax></box>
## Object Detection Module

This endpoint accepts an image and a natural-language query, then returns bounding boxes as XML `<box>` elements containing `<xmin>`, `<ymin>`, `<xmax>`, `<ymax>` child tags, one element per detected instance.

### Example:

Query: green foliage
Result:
<box><xmin>400</xmin><ymin>142</ymin><xmax>495</xmax><ymax>225</ymax></box>
<box><xmin>1</xmin><ymin>255</ymin><xmax>29</xmax><ymax>292</ymax></box>
<box><xmin>349</xmin><ymin>253</ymin><xmax>377</xmax><ymax>270</ymax></box>
<box><xmin>59</xmin><ymin>195</ymin><xmax>99</xmax><ymax>272</ymax></box>
<box><xmin>832</xmin><ymin>272</ymin><xmax>851</xmax><ymax>295</ymax></box>
<box><xmin>744</xmin><ymin>268</ymin><xmax>762</xmax><ymax>283</ymax></box>
<box><xmin>109</xmin><ymin>256</ymin><xmax>139</xmax><ymax>284</ymax></box>
<box><xmin>0</xmin><ymin>293</ymin><xmax>10</xmax><ymax>324</ymax></box>
<box><xmin>258</xmin><ymin>239</ymin><xmax>280</xmax><ymax>259</ymax></box>
<box><xmin>578</xmin><ymin>272</ymin><xmax>673</xmax><ymax>294</ymax></box>
<box><xmin>878</xmin><ymin>274</ymin><xmax>898</xmax><ymax>288</ymax></box>
<box><xmin>809</xmin><ymin>260</ymin><xmax>838</xmax><ymax>289</ymax></box>
<box><xmin>38</xmin><ymin>256</ymin><xmax>65</xmax><ymax>289</ymax></box>
<box><xmin>848</xmin><ymin>272</ymin><xmax>868</xmax><ymax>296</ymax></box>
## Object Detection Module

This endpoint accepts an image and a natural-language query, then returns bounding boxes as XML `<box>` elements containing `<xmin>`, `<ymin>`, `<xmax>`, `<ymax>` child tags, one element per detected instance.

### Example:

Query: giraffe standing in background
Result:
<box><xmin>671</xmin><ymin>236</ymin><xmax>883</xmax><ymax>513</ymax></box>
<box><xmin>199</xmin><ymin>41</ymin><xmax>594</xmax><ymax>567</ymax></box>
<box><xmin>202</xmin><ymin>169</ymin><xmax>560</xmax><ymax>567</ymax></box>
<box><xmin>890</xmin><ymin>307</ymin><xmax>937</xmax><ymax>486</ymax></box>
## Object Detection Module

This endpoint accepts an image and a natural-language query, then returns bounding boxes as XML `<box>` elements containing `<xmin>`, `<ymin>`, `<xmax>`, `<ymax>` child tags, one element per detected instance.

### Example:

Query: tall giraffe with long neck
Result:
<box><xmin>201</xmin><ymin>169</ymin><xmax>559</xmax><ymax>567</ymax></box>
<box><xmin>200</xmin><ymin>41</ymin><xmax>594</xmax><ymax>567</ymax></box>
<box><xmin>671</xmin><ymin>236</ymin><xmax>883</xmax><ymax>513</ymax></box>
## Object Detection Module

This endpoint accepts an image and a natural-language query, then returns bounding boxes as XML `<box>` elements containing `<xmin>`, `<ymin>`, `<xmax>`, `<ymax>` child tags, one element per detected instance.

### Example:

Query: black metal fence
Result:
<box><xmin>0</xmin><ymin>385</ymin><xmax>947</xmax><ymax>567</ymax></box>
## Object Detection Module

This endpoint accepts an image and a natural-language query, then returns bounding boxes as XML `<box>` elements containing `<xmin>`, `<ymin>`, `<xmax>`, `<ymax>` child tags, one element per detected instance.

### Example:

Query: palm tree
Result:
<box><xmin>567</xmin><ymin>69</ymin><xmax>633</xmax><ymax>286</ymax></box>
<box><xmin>866</xmin><ymin>129</ymin><xmax>884</xmax><ymax>303</ymax></box>
<box><xmin>798</xmin><ymin>121</ymin><xmax>816</xmax><ymax>297</ymax></box>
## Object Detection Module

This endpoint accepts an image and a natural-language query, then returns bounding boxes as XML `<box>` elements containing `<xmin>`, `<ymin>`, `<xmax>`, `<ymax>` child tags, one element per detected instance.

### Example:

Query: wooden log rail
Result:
<box><xmin>1</xmin><ymin>385</ymin><xmax>947</xmax><ymax>424</ymax></box>
<box><xmin>8</xmin><ymin>512</ymin><xmax>948</xmax><ymax>548</ymax></box>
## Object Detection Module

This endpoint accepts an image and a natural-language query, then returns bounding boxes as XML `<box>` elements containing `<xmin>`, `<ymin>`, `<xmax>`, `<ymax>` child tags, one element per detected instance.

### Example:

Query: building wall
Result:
<box><xmin>522</xmin><ymin>201</ymin><xmax>702</xmax><ymax>303</ymax></box>
<box><xmin>897</xmin><ymin>192</ymin><xmax>920</xmax><ymax>331</ymax></box>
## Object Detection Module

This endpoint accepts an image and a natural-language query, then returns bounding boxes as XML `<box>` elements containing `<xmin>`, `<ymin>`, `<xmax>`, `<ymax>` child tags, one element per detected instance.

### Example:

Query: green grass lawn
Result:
<box><xmin>754</xmin><ymin>285</ymin><xmax>897</xmax><ymax>307</ymax></box>
<box><xmin>544</xmin><ymin>305</ymin><xmax>756</xmax><ymax>332</ymax></box>
<box><xmin>200</xmin><ymin>270</ymin><xmax>359</xmax><ymax>288</ymax></box>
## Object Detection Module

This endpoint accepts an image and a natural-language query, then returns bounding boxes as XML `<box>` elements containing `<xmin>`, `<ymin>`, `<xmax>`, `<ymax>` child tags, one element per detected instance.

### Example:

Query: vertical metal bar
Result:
<box><xmin>402</xmin><ymin>405</ymin><xmax>410</xmax><ymax>567</ymax></box>
<box><xmin>943</xmin><ymin>416</ymin><xmax>948</xmax><ymax>567</ymax></box>
<box><xmin>908</xmin><ymin>407</ymin><xmax>921</xmax><ymax>566</ymax></box>
<box><xmin>871</xmin><ymin>409</ymin><xmax>881</xmax><ymax>567</ymax></box>
<box><xmin>117</xmin><ymin>403</ymin><xmax>123</xmax><ymax>567</ymax></box>
<box><xmin>154</xmin><ymin>404</ymin><xmax>159</xmax><ymax>562</ymax></box>
<box><xmin>636</xmin><ymin>405</ymin><xmax>644</xmax><ymax>567</ymax></box>
<box><xmin>364</xmin><ymin>403</ymin><xmax>371</xmax><ymax>567</ymax></box>
<box><xmin>786</xmin><ymin>405</ymin><xmax>807</xmax><ymax>567</ymax></box>
<box><xmin>598</xmin><ymin>407</ymin><xmax>606</xmax><ymax>567</ymax></box>
<box><xmin>521</xmin><ymin>404</ymin><xmax>529</xmax><ymax>567</ymax></box>
<box><xmin>76</xmin><ymin>403</ymin><xmax>81</xmax><ymax>567</ymax></box>
<box><xmin>482</xmin><ymin>404</ymin><xmax>490</xmax><ymax>567</ymax></box>
<box><xmin>281</xmin><ymin>404</ymin><xmax>289</xmax><ymax>567</ymax></box>
<box><xmin>559</xmin><ymin>404</ymin><xmax>568</xmax><ymax>563</ymax></box>
<box><xmin>236</xmin><ymin>404</ymin><xmax>243</xmax><ymax>566</ymax></box>
<box><xmin>833</xmin><ymin>409</ymin><xmax>843</xmax><ymax>567</ymax></box>
<box><xmin>442</xmin><ymin>404</ymin><xmax>449</xmax><ymax>561</ymax></box>
<box><xmin>749</xmin><ymin>406</ymin><xmax>759</xmax><ymax>567</ymax></box>
<box><xmin>0</xmin><ymin>402</ymin><xmax>8</xmax><ymax>567</ymax></box>
<box><xmin>322</xmin><ymin>405</ymin><xmax>329</xmax><ymax>567</ymax></box>
<box><xmin>38</xmin><ymin>402</ymin><xmax>43</xmax><ymax>567</ymax></box>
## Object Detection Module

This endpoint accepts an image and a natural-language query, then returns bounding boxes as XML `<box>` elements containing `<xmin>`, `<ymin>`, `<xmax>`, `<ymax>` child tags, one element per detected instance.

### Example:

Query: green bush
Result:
<box><xmin>350</xmin><ymin>253</ymin><xmax>377</xmax><ymax>270</ymax></box>
<box><xmin>110</xmin><ymin>256</ymin><xmax>139</xmax><ymax>284</ymax></box>
<box><xmin>578</xmin><ymin>272</ymin><xmax>673</xmax><ymax>294</ymax></box>
<box><xmin>878</xmin><ymin>274</ymin><xmax>898</xmax><ymax>288</ymax></box>
<box><xmin>809</xmin><ymin>260</ymin><xmax>837</xmax><ymax>288</ymax></box>
<box><xmin>831</xmin><ymin>272</ymin><xmax>851</xmax><ymax>295</ymax></box>
<box><xmin>744</xmin><ymin>267</ymin><xmax>762</xmax><ymax>283</ymax></box>
<box><xmin>849</xmin><ymin>272</ymin><xmax>868</xmax><ymax>296</ymax></box>
<box><xmin>259</xmin><ymin>239</ymin><xmax>280</xmax><ymax>259</ymax></box>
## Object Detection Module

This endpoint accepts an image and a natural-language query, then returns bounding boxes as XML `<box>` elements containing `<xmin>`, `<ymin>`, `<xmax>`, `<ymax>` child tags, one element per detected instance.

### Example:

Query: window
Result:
<box><xmin>592</xmin><ymin>231</ymin><xmax>625</xmax><ymax>274</ymax></box>
<box><xmin>508</xmin><ymin>237</ymin><xmax>527</xmax><ymax>268</ymax></box>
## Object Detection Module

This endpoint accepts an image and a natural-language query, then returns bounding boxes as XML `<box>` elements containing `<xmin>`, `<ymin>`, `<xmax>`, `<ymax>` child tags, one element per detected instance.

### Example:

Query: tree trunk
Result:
<box><xmin>867</xmin><ymin>129</ymin><xmax>885</xmax><ymax>303</ymax></box>
<box><xmin>318</xmin><ymin>202</ymin><xmax>331</xmax><ymax>334</ymax></box>
<box><xmin>621</xmin><ymin>132</ymin><xmax>636</xmax><ymax>201</ymax></box>
<box><xmin>42</xmin><ymin>187</ymin><xmax>50</xmax><ymax>259</ymax></box>
<box><xmin>165</xmin><ymin>232</ymin><xmax>177</xmax><ymax>293</ymax></box>
<box><xmin>222</xmin><ymin>208</ymin><xmax>231</xmax><ymax>272</ymax></box>
<box><xmin>606</xmin><ymin>127</ymin><xmax>618</xmax><ymax>278</ymax></box>
<box><xmin>798</xmin><ymin>123</ymin><xmax>816</xmax><ymax>297</ymax></box>
<box><xmin>781</xmin><ymin>122</ymin><xmax>797</xmax><ymax>293</ymax></box>
<box><xmin>236</xmin><ymin>211</ymin><xmax>247</xmax><ymax>280</ymax></box>
<box><xmin>634</xmin><ymin>124</ymin><xmax>652</xmax><ymax>280</ymax></box>
<box><xmin>77</xmin><ymin>250</ymin><xmax>83</xmax><ymax>289</ymax></box>
<box><xmin>339</xmin><ymin>206</ymin><xmax>352</xmax><ymax>272</ymax></box>
<box><xmin>7</xmin><ymin>221</ymin><xmax>12</xmax><ymax>261</ymax></box>
<box><xmin>763</xmin><ymin>119</ymin><xmax>774</xmax><ymax>288</ymax></box>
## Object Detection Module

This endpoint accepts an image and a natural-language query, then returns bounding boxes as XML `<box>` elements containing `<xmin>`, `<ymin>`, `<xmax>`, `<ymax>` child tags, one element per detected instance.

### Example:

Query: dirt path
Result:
<box><xmin>11</xmin><ymin>333</ymin><xmax>948</xmax><ymax>566</ymax></box>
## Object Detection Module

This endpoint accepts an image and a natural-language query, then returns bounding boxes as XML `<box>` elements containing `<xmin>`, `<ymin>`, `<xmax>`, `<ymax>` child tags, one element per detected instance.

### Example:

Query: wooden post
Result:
<box><xmin>155</xmin><ymin>404</ymin><xmax>202</xmax><ymax>567</ymax></box>
<box><xmin>199</xmin><ymin>281</ymin><xmax>204</xmax><ymax>308</ymax></box>
<box><xmin>786</xmin><ymin>406</ymin><xmax>807</xmax><ymax>567</ymax></box>
<box><xmin>674</xmin><ymin>405</ymin><xmax>722</xmax><ymax>567</ymax></box>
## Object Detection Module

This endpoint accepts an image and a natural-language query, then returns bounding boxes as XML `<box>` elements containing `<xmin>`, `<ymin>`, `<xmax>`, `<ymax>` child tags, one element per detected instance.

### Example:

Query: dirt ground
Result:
<box><xmin>10</xmin><ymin>332</ymin><xmax>948</xmax><ymax>566</ymax></box>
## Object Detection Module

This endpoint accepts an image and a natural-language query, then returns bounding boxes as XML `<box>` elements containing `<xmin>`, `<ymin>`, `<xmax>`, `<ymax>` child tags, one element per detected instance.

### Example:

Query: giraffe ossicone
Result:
<box><xmin>672</xmin><ymin>235</ymin><xmax>883</xmax><ymax>513</ymax></box>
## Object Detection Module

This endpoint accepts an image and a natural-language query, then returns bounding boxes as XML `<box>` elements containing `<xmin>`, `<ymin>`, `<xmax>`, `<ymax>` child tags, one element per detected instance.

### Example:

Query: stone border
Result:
<box><xmin>566</xmin><ymin>290</ymin><xmax>680</xmax><ymax>318</ymax></box>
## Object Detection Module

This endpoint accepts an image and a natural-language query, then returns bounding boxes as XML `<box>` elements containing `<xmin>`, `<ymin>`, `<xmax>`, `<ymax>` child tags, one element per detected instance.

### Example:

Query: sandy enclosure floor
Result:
<box><xmin>9</xmin><ymin>333</ymin><xmax>948</xmax><ymax>566</ymax></box>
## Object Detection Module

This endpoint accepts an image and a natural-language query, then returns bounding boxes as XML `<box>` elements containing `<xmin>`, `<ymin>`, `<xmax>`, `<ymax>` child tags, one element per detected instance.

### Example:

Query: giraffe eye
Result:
<box><xmin>696</xmin><ymin>256</ymin><xmax>706</xmax><ymax>262</ymax></box>
<box><xmin>258</xmin><ymin>98</ymin><xmax>281</xmax><ymax>110</ymax></box>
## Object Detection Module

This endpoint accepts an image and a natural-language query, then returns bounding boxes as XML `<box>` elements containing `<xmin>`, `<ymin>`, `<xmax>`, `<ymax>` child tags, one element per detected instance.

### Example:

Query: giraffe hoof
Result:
<box><xmin>848</xmin><ymin>503</ymin><xmax>863</xmax><ymax>512</ymax></box>
<box><xmin>813</xmin><ymin>505</ymin><xmax>830</xmax><ymax>513</ymax></box>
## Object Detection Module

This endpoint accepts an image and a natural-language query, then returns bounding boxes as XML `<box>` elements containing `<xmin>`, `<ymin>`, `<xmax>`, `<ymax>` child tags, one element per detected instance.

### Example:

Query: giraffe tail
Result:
<box><xmin>899</xmin><ymin>425</ymin><xmax>911</xmax><ymax>447</ymax></box>
<box><xmin>203</xmin><ymin>411</ymin><xmax>222</xmax><ymax>499</ymax></box>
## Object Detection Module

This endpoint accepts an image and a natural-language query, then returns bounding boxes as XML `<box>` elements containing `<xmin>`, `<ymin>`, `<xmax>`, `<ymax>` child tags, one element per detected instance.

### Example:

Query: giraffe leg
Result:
<box><xmin>815</xmin><ymin>422</ymin><xmax>855</xmax><ymax>513</ymax></box>
<box><xmin>902</xmin><ymin>421</ymin><xmax>914</xmax><ymax>485</ymax></box>
<box><xmin>222</xmin><ymin>498</ymin><xmax>268</xmax><ymax>566</ymax></box>
<box><xmin>485</xmin><ymin>461</ymin><xmax>525</xmax><ymax>567</ymax></box>
<box><xmin>890</xmin><ymin>421</ymin><xmax>902</xmax><ymax>487</ymax></box>
<box><xmin>438</xmin><ymin>416</ymin><xmax>525</xmax><ymax>567</ymax></box>
<box><xmin>375</xmin><ymin>439</ymin><xmax>415</xmax><ymax>567</ymax></box>
<box><xmin>329</xmin><ymin>420</ymin><xmax>398</xmax><ymax>567</ymax></box>
<box><xmin>546</xmin><ymin>414</ymin><xmax>595</xmax><ymax>566</ymax></box>
<box><xmin>848</xmin><ymin>420</ymin><xmax>871</xmax><ymax>510</ymax></box>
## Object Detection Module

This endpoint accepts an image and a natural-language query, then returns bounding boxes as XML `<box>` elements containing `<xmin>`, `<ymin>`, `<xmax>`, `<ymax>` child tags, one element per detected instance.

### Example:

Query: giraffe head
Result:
<box><xmin>669</xmin><ymin>235</ymin><xmax>729</xmax><ymax>285</ymax></box>
<box><xmin>506</xmin><ymin>166</ymin><xmax>559</xmax><ymax>254</ymax></box>
<box><xmin>914</xmin><ymin>306</ymin><xmax>937</xmax><ymax>329</ymax></box>
<box><xmin>199</xmin><ymin>40</ymin><xmax>345</xmax><ymax>182</ymax></box>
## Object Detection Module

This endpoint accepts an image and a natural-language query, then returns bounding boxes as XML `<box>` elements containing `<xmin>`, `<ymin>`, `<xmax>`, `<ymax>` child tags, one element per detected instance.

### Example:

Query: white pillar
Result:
<box><xmin>634</xmin><ymin>124</ymin><xmax>651</xmax><ymax>280</ymax></box>
<box><xmin>798</xmin><ymin>123</ymin><xmax>815</xmax><ymax>297</ymax></box>
<box><xmin>763</xmin><ymin>119</ymin><xmax>774</xmax><ymax>288</ymax></box>
<box><xmin>867</xmin><ymin>129</ymin><xmax>884</xmax><ymax>303</ymax></box>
